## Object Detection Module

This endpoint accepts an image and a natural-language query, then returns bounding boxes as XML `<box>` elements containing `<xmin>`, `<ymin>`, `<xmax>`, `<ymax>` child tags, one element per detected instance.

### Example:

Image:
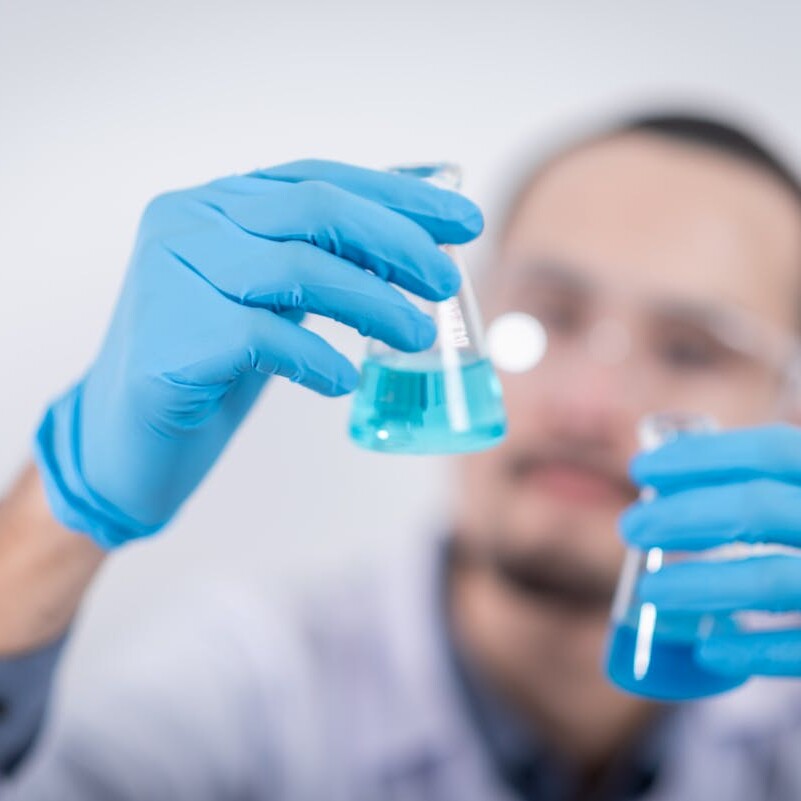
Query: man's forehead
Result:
<box><xmin>499</xmin><ymin>132</ymin><xmax>801</xmax><ymax>331</ymax></box>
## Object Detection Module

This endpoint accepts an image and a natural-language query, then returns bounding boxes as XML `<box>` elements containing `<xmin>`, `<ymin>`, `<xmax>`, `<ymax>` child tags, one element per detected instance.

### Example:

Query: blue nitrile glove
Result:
<box><xmin>34</xmin><ymin>160</ymin><xmax>483</xmax><ymax>549</ymax></box>
<box><xmin>621</xmin><ymin>424</ymin><xmax>801</xmax><ymax>678</ymax></box>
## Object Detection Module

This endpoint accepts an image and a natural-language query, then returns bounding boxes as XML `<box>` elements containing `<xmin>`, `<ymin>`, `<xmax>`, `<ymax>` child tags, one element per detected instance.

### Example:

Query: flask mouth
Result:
<box><xmin>637</xmin><ymin>411</ymin><xmax>718</xmax><ymax>452</ymax></box>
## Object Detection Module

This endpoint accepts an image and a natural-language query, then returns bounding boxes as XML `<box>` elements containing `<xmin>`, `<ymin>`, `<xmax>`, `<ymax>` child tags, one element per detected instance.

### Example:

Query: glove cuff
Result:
<box><xmin>33</xmin><ymin>383</ymin><xmax>162</xmax><ymax>549</ymax></box>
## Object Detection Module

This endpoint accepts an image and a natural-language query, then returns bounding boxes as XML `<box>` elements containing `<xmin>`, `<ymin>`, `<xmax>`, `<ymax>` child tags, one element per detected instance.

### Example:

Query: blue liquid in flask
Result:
<box><xmin>606</xmin><ymin>612</ymin><xmax>746</xmax><ymax>701</ymax></box>
<box><xmin>349</xmin><ymin>353</ymin><xmax>506</xmax><ymax>454</ymax></box>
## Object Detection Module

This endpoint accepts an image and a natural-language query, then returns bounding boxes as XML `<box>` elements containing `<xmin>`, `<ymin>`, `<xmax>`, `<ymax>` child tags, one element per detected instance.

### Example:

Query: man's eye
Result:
<box><xmin>658</xmin><ymin>339</ymin><xmax>723</xmax><ymax>368</ymax></box>
<box><xmin>535</xmin><ymin>304</ymin><xmax>582</xmax><ymax>334</ymax></box>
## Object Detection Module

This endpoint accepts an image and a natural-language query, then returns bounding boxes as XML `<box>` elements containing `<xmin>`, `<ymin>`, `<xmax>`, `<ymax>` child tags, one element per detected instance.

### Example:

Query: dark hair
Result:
<box><xmin>500</xmin><ymin>110</ymin><xmax>801</xmax><ymax>244</ymax></box>
<box><xmin>620</xmin><ymin>112</ymin><xmax>801</xmax><ymax>206</ymax></box>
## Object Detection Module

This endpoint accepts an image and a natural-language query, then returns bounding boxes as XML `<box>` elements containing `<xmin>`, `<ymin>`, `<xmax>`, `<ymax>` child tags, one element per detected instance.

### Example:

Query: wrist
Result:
<box><xmin>0</xmin><ymin>464</ymin><xmax>104</xmax><ymax>655</ymax></box>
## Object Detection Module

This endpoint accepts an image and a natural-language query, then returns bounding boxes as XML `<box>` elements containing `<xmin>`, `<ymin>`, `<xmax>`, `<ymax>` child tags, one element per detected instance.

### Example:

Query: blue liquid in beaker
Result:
<box><xmin>606</xmin><ymin>616</ymin><xmax>746</xmax><ymax>701</ymax></box>
<box><xmin>349</xmin><ymin>355</ymin><xmax>506</xmax><ymax>454</ymax></box>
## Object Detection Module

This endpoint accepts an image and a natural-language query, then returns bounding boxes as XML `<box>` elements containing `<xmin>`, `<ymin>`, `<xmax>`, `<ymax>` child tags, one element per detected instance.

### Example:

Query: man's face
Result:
<box><xmin>456</xmin><ymin>132</ymin><xmax>801</xmax><ymax>612</ymax></box>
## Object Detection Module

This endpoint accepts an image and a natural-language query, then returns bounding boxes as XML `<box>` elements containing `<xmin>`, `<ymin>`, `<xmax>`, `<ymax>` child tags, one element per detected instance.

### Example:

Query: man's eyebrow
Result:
<box><xmin>509</xmin><ymin>259</ymin><xmax>597</xmax><ymax>293</ymax></box>
<box><xmin>646</xmin><ymin>299</ymin><xmax>734</xmax><ymax>329</ymax></box>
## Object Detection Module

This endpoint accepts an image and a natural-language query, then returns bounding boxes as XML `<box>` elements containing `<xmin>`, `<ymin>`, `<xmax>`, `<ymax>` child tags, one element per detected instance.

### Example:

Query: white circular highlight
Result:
<box><xmin>486</xmin><ymin>312</ymin><xmax>548</xmax><ymax>373</ymax></box>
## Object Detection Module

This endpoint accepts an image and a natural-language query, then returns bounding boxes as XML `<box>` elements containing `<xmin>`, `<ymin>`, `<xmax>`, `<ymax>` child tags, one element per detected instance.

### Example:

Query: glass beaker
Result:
<box><xmin>349</xmin><ymin>164</ymin><xmax>507</xmax><ymax>454</ymax></box>
<box><xmin>606</xmin><ymin>412</ymin><xmax>748</xmax><ymax>700</ymax></box>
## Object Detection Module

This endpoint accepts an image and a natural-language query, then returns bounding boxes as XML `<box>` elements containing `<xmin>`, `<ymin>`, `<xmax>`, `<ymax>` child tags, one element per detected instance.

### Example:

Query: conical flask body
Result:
<box><xmin>349</xmin><ymin>240</ymin><xmax>507</xmax><ymax>454</ymax></box>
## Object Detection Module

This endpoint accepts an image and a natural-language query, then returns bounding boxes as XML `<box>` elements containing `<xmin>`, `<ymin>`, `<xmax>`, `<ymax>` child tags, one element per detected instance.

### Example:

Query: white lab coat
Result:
<box><xmin>4</xmin><ymin>534</ymin><xmax>801</xmax><ymax>801</ymax></box>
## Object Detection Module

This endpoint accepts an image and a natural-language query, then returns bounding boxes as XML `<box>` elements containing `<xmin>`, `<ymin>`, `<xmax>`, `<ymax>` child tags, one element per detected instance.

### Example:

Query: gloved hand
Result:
<box><xmin>621</xmin><ymin>424</ymin><xmax>801</xmax><ymax>678</ymax></box>
<box><xmin>35</xmin><ymin>160</ymin><xmax>483</xmax><ymax>548</ymax></box>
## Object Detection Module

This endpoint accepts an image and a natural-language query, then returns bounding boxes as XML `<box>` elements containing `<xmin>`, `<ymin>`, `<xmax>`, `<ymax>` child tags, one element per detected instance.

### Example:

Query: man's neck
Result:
<box><xmin>447</xmin><ymin>555</ymin><xmax>662</xmax><ymax>774</ymax></box>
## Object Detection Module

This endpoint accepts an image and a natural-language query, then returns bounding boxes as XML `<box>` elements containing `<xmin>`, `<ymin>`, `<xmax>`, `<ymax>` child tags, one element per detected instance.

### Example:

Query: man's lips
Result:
<box><xmin>508</xmin><ymin>458</ymin><xmax>637</xmax><ymax>506</ymax></box>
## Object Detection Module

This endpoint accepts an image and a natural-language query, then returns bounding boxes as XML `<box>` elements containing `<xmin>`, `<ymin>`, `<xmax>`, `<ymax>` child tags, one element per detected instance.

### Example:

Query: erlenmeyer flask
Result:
<box><xmin>349</xmin><ymin>163</ymin><xmax>507</xmax><ymax>454</ymax></box>
<box><xmin>606</xmin><ymin>412</ymin><xmax>748</xmax><ymax>700</ymax></box>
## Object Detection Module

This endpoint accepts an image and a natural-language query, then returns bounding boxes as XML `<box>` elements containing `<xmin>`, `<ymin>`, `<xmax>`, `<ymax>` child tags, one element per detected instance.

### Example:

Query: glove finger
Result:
<box><xmin>638</xmin><ymin>555</ymin><xmax>801</xmax><ymax>613</ymax></box>
<box><xmin>164</xmin><ymin>225</ymin><xmax>436</xmax><ymax>352</ymax></box>
<box><xmin>630</xmin><ymin>424</ymin><xmax>801</xmax><ymax>493</ymax></box>
<box><xmin>622</xmin><ymin>479</ymin><xmax>801</xmax><ymax>550</ymax></box>
<box><xmin>194</xmin><ymin>179</ymin><xmax>461</xmax><ymax>302</ymax></box>
<box><xmin>696</xmin><ymin>629</ymin><xmax>801</xmax><ymax>677</ymax></box>
<box><xmin>166</xmin><ymin>307</ymin><xmax>360</xmax><ymax>397</ymax></box>
<box><xmin>242</xmin><ymin>159</ymin><xmax>484</xmax><ymax>244</ymax></box>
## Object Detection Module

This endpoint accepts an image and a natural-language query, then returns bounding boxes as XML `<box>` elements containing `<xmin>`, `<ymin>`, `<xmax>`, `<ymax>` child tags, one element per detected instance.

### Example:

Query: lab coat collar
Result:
<box><xmin>350</xmin><ymin>531</ymin><xmax>507</xmax><ymax>797</ymax></box>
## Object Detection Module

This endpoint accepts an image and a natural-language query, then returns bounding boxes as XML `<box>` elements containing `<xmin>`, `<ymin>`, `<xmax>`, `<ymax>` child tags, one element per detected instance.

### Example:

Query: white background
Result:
<box><xmin>2</xmin><ymin>0</ymin><xmax>801</xmax><ymax>679</ymax></box>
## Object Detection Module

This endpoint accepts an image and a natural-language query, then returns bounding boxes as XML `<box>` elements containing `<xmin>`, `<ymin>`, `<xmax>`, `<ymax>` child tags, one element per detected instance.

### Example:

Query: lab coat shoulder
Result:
<box><xmin>0</xmin><ymin>536</ymin><xmax>500</xmax><ymax>801</ymax></box>
<box><xmin>0</xmin><ymin>579</ymin><xmax>322</xmax><ymax>801</ymax></box>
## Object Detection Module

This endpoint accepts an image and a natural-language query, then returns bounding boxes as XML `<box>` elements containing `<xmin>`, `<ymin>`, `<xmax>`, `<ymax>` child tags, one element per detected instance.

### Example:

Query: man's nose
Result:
<box><xmin>540</xmin><ymin>346</ymin><xmax>645</xmax><ymax>441</ymax></box>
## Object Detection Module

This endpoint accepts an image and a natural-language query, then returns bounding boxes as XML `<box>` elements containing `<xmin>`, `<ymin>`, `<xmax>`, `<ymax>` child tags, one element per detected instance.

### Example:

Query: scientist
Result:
<box><xmin>1</xmin><ymin>112</ymin><xmax>801</xmax><ymax>800</ymax></box>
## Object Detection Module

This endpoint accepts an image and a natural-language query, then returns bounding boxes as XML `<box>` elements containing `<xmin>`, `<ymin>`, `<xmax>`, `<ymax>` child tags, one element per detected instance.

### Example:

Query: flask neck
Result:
<box><xmin>389</xmin><ymin>162</ymin><xmax>462</xmax><ymax>191</ymax></box>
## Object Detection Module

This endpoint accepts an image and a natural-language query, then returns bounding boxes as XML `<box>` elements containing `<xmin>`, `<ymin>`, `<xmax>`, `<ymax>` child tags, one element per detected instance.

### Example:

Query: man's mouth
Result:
<box><xmin>494</xmin><ymin>551</ymin><xmax>618</xmax><ymax>612</ymax></box>
<box><xmin>452</xmin><ymin>540</ymin><xmax>619</xmax><ymax>613</ymax></box>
